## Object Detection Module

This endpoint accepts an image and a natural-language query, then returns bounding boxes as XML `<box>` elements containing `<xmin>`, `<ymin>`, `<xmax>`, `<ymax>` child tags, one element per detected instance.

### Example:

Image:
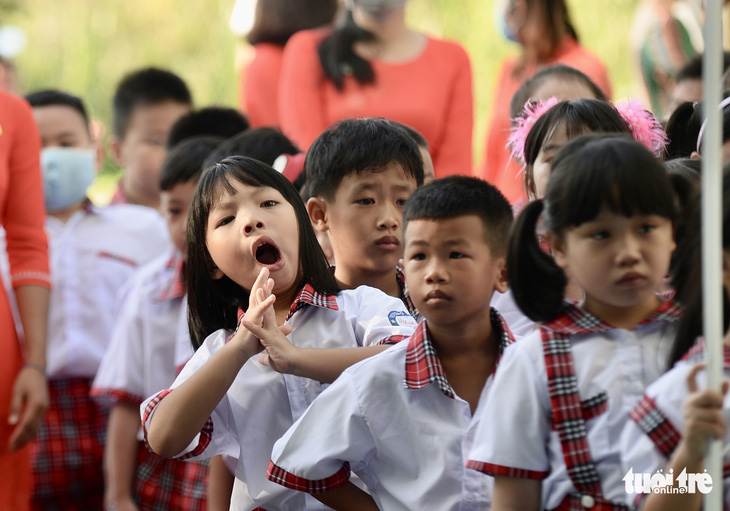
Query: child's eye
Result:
<box><xmin>450</xmin><ymin>252</ymin><xmax>465</xmax><ymax>259</ymax></box>
<box><xmin>167</xmin><ymin>208</ymin><xmax>182</xmax><ymax>217</ymax></box>
<box><xmin>216</xmin><ymin>216</ymin><xmax>234</xmax><ymax>228</ymax></box>
<box><xmin>410</xmin><ymin>253</ymin><xmax>426</xmax><ymax>261</ymax></box>
<box><xmin>396</xmin><ymin>198</ymin><xmax>408</xmax><ymax>206</ymax></box>
<box><xmin>638</xmin><ymin>224</ymin><xmax>656</xmax><ymax>234</ymax></box>
<box><xmin>590</xmin><ymin>231</ymin><xmax>610</xmax><ymax>241</ymax></box>
<box><xmin>260</xmin><ymin>200</ymin><xmax>277</xmax><ymax>208</ymax></box>
<box><xmin>355</xmin><ymin>198</ymin><xmax>375</xmax><ymax>205</ymax></box>
<box><xmin>145</xmin><ymin>138</ymin><xmax>165</xmax><ymax>146</ymax></box>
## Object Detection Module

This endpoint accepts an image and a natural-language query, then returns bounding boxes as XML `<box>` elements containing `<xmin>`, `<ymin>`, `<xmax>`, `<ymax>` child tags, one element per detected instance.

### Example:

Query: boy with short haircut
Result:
<box><xmin>267</xmin><ymin>176</ymin><xmax>515</xmax><ymax>510</ymax></box>
<box><xmin>304</xmin><ymin>118</ymin><xmax>423</xmax><ymax>315</ymax></box>
<box><xmin>166</xmin><ymin>106</ymin><xmax>249</xmax><ymax>149</ymax></box>
<box><xmin>25</xmin><ymin>89</ymin><xmax>171</xmax><ymax>508</ymax></box>
<box><xmin>110</xmin><ymin>67</ymin><xmax>192</xmax><ymax>208</ymax></box>
<box><xmin>91</xmin><ymin>136</ymin><xmax>221</xmax><ymax>511</ymax></box>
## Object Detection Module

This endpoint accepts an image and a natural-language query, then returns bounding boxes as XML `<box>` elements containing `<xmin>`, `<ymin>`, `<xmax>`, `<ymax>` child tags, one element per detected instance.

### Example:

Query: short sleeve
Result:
<box><xmin>91</xmin><ymin>279</ymin><xmax>147</xmax><ymax>407</ymax></box>
<box><xmin>467</xmin><ymin>335</ymin><xmax>552</xmax><ymax>479</ymax></box>
<box><xmin>351</xmin><ymin>287</ymin><xmax>417</xmax><ymax>347</ymax></box>
<box><xmin>141</xmin><ymin>330</ymin><xmax>242</xmax><ymax>462</ymax></box>
<box><xmin>269</xmin><ymin>371</ymin><xmax>374</xmax><ymax>493</ymax></box>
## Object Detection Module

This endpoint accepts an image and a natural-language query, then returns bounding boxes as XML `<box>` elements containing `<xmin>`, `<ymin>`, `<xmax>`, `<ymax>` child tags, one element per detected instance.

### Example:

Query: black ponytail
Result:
<box><xmin>317</xmin><ymin>10</ymin><xmax>376</xmax><ymax>91</ymax></box>
<box><xmin>507</xmin><ymin>200</ymin><xmax>567</xmax><ymax>322</ymax></box>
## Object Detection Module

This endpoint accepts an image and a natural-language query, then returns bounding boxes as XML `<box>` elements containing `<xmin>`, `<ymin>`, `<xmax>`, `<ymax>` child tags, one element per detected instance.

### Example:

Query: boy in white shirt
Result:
<box><xmin>91</xmin><ymin>136</ymin><xmax>223</xmax><ymax>511</ymax></box>
<box><xmin>267</xmin><ymin>176</ymin><xmax>515</xmax><ymax>510</ymax></box>
<box><xmin>25</xmin><ymin>89</ymin><xmax>171</xmax><ymax>508</ymax></box>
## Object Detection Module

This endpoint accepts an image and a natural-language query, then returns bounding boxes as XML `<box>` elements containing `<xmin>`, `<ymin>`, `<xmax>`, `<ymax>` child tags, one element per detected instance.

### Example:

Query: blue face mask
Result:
<box><xmin>353</xmin><ymin>0</ymin><xmax>407</xmax><ymax>22</ymax></box>
<box><xmin>41</xmin><ymin>147</ymin><xmax>95</xmax><ymax>213</ymax></box>
<box><xmin>495</xmin><ymin>0</ymin><xmax>523</xmax><ymax>44</ymax></box>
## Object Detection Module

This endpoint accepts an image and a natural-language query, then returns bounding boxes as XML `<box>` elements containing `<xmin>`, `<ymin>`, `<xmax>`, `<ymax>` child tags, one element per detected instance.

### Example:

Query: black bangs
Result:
<box><xmin>545</xmin><ymin>135</ymin><xmax>677</xmax><ymax>233</ymax></box>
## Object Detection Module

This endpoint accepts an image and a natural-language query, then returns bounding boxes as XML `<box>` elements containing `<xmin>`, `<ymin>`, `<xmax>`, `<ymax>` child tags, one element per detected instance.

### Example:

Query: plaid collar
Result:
<box><xmin>543</xmin><ymin>297</ymin><xmax>683</xmax><ymax>336</ymax></box>
<box><xmin>395</xmin><ymin>263</ymin><xmax>420</xmax><ymax>321</ymax></box>
<box><xmin>235</xmin><ymin>282</ymin><xmax>338</xmax><ymax>324</ymax></box>
<box><xmin>157</xmin><ymin>251</ymin><xmax>185</xmax><ymax>302</ymax></box>
<box><xmin>681</xmin><ymin>337</ymin><xmax>730</xmax><ymax>367</ymax></box>
<box><xmin>403</xmin><ymin>308</ymin><xmax>515</xmax><ymax>399</ymax></box>
<box><xmin>109</xmin><ymin>183</ymin><xmax>130</xmax><ymax>205</ymax></box>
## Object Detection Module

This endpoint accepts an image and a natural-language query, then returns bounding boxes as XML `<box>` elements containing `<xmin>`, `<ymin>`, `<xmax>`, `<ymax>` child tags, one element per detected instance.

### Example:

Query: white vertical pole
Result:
<box><xmin>702</xmin><ymin>0</ymin><xmax>723</xmax><ymax>510</ymax></box>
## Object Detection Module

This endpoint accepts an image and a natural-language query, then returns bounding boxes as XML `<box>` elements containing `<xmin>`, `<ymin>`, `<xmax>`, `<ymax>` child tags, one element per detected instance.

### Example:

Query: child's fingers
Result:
<box><xmin>686</xmin><ymin>388</ymin><xmax>725</xmax><ymax>409</ymax></box>
<box><xmin>686</xmin><ymin>362</ymin><xmax>706</xmax><ymax>394</ymax></box>
<box><xmin>279</xmin><ymin>324</ymin><xmax>293</xmax><ymax>336</ymax></box>
<box><xmin>249</xmin><ymin>268</ymin><xmax>270</xmax><ymax>305</ymax></box>
<box><xmin>258</xmin><ymin>352</ymin><xmax>271</xmax><ymax>367</ymax></box>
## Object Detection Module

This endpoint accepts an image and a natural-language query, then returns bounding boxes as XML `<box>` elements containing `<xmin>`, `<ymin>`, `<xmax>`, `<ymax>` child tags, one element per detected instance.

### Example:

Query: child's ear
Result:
<box><xmin>307</xmin><ymin>197</ymin><xmax>329</xmax><ymax>232</ymax></box>
<box><xmin>109</xmin><ymin>136</ymin><xmax>124</xmax><ymax>167</ymax></box>
<box><xmin>548</xmin><ymin>233</ymin><xmax>569</xmax><ymax>270</ymax></box>
<box><xmin>493</xmin><ymin>257</ymin><xmax>509</xmax><ymax>295</ymax></box>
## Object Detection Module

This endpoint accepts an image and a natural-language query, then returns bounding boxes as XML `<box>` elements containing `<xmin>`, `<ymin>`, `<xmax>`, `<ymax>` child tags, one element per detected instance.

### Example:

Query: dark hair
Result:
<box><xmin>25</xmin><ymin>89</ymin><xmax>90</xmax><ymax>127</ymax></box>
<box><xmin>404</xmin><ymin>176</ymin><xmax>513</xmax><ymax>257</ymax></box>
<box><xmin>167</xmin><ymin>107</ymin><xmax>249</xmax><ymax>149</ymax></box>
<box><xmin>186</xmin><ymin>156</ymin><xmax>339</xmax><ymax>347</ymax></box>
<box><xmin>318</xmin><ymin>10</ymin><xmax>376</xmax><ymax>90</ymax></box>
<box><xmin>160</xmin><ymin>136</ymin><xmax>224</xmax><ymax>192</ymax></box>
<box><xmin>523</xmin><ymin>99</ymin><xmax>632</xmax><ymax>198</ymax></box>
<box><xmin>247</xmin><ymin>0</ymin><xmax>338</xmax><ymax>46</ymax></box>
<box><xmin>676</xmin><ymin>51</ymin><xmax>730</xmax><ymax>83</ymax></box>
<box><xmin>669</xmin><ymin>164</ymin><xmax>730</xmax><ymax>366</ymax></box>
<box><xmin>204</xmin><ymin>127</ymin><xmax>300</xmax><ymax>168</ymax></box>
<box><xmin>304</xmin><ymin>117</ymin><xmax>423</xmax><ymax>200</ymax></box>
<box><xmin>665</xmin><ymin>94</ymin><xmax>730</xmax><ymax>159</ymax></box>
<box><xmin>526</xmin><ymin>0</ymin><xmax>579</xmax><ymax>47</ymax></box>
<box><xmin>395</xmin><ymin>122</ymin><xmax>429</xmax><ymax>149</ymax></box>
<box><xmin>113</xmin><ymin>67</ymin><xmax>192</xmax><ymax>138</ymax></box>
<box><xmin>509</xmin><ymin>64</ymin><xmax>607</xmax><ymax>121</ymax></box>
<box><xmin>665</xmin><ymin>157</ymin><xmax>702</xmax><ymax>184</ymax></box>
<box><xmin>509</xmin><ymin>134</ymin><xmax>678</xmax><ymax>322</ymax></box>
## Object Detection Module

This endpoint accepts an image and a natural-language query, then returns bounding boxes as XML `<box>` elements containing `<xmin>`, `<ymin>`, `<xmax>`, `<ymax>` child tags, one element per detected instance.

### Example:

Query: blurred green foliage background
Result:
<box><xmin>3</xmin><ymin>0</ymin><xmax>639</xmax><ymax>202</ymax></box>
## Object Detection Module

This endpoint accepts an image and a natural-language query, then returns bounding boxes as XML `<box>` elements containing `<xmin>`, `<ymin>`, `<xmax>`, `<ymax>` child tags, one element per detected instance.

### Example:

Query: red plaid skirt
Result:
<box><xmin>135</xmin><ymin>445</ymin><xmax>208</xmax><ymax>511</ymax></box>
<box><xmin>29</xmin><ymin>377</ymin><xmax>107</xmax><ymax>510</ymax></box>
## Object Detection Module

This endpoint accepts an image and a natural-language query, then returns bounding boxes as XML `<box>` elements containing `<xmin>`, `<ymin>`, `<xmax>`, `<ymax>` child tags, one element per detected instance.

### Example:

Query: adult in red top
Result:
<box><xmin>480</xmin><ymin>0</ymin><xmax>612</xmax><ymax>205</ymax></box>
<box><xmin>0</xmin><ymin>91</ymin><xmax>51</xmax><ymax>511</ymax></box>
<box><xmin>238</xmin><ymin>0</ymin><xmax>339</xmax><ymax>128</ymax></box>
<box><xmin>279</xmin><ymin>0</ymin><xmax>474</xmax><ymax>179</ymax></box>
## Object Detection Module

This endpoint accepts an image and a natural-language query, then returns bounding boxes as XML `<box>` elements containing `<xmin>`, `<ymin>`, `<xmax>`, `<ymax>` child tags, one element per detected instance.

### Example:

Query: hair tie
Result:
<box><xmin>696</xmin><ymin>96</ymin><xmax>730</xmax><ymax>153</ymax></box>
<box><xmin>613</xmin><ymin>99</ymin><xmax>668</xmax><ymax>157</ymax></box>
<box><xmin>507</xmin><ymin>97</ymin><xmax>560</xmax><ymax>170</ymax></box>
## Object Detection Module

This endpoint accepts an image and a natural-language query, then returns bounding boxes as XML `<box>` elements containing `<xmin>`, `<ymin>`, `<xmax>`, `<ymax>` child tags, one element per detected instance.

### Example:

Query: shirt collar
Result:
<box><xmin>543</xmin><ymin>297</ymin><xmax>683</xmax><ymax>336</ymax></box>
<box><xmin>681</xmin><ymin>337</ymin><xmax>730</xmax><ymax>367</ymax></box>
<box><xmin>156</xmin><ymin>251</ymin><xmax>186</xmax><ymax>302</ymax></box>
<box><xmin>395</xmin><ymin>263</ymin><xmax>420</xmax><ymax>321</ymax></box>
<box><xmin>403</xmin><ymin>308</ymin><xmax>516</xmax><ymax>398</ymax></box>
<box><xmin>235</xmin><ymin>282</ymin><xmax>338</xmax><ymax>324</ymax></box>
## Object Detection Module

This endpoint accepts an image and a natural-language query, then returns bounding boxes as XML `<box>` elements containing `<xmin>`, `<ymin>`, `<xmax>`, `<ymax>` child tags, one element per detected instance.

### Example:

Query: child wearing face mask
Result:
<box><xmin>24</xmin><ymin>89</ymin><xmax>170</xmax><ymax>509</ymax></box>
<box><xmin>278</xmin><ymin>0</ymin><xmax>473</xmax><ymax>179</ymax></box>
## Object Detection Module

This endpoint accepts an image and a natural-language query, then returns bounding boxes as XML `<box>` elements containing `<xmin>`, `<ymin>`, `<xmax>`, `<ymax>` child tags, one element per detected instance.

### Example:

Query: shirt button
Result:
<box><xmin>581</xmin><ymin>494</ymin><xmax>595</xmax><ymax>508</ymax></box>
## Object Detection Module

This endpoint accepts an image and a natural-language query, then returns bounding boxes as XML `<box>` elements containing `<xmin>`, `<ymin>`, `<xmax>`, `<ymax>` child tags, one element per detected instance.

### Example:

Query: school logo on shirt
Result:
<box><xmin>388</xmin><ymin>311</ymin><xmax>417</xmax><ymax>328</ymax></box>
<box><xmin>623</xmin><ymin>467</ymin><xmax>713</xmax><ymax>495</ymax></box>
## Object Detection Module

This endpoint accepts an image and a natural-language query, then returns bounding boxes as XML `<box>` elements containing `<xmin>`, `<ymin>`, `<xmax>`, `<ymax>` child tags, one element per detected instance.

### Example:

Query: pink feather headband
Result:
<box><xmin>507</xmin><ymin>98</ymin><xmax>668</xmax><ymax>172</ymax></box>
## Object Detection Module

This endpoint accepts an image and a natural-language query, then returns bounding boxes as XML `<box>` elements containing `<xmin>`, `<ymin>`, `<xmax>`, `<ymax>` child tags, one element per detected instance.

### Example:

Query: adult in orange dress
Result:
<box><xmin>278</xmin><ymin>0</ymin><xmax>473</xmax><ymax>179</ymax></box>
<box><xmin>238</xmin><ymin>0</ymin><xmax>339</xmax><ymax>128</ymax></box>
<box><xmin>479</xmin><ymin>0</ymin><xmax>612</xmax><ymax>205</ymax></box>
<box><xmin>0</xmin><ymin>91</ymin><xmax>51</xmax><ymax>511</ymax></box>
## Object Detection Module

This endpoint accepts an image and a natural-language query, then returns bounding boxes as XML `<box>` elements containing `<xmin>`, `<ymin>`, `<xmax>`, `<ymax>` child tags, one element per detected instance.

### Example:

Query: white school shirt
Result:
<box><xmin>45</xmin><ymin>202</ymin><xmax>170</xmax><ymax>379</ymax></box>
<box><xmin>91</xmin><ymin>251</ymin><xmax>184</xmax><ymax>441</ymax></box>
<box><xmin>173</xmin><ymin>296</ymin><xmax>196</xmax><ymax>374</ymax></box>
<box><xmin>490</xmin><ymin>288</ymin><xmax>535</xmax><ymax>339</ymax></box>
<box><xmin>467</xmin><ymin>301</ymin><xmax>679</xmax><ymax>509</ymax></box>
<box><xmin>620</xmin><ymin>339</ymin><xmax>730</xmax><ymax>509</ymax></box>
<box><xmin>268</xmin><ymin>310</ymin><xmax>515</xmax><ymax>511</ymax></box>
<box><xmin>141</xmin><ymin>284</ymin><xmax>417</xmax><ymax>511</ymax></box>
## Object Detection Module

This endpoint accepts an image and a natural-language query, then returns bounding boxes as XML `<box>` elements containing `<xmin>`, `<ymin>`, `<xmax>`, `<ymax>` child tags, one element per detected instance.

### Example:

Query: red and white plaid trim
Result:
<box><xmin>629</xmin><ymin>394</ymin><xmax>681</xmax><ymax>457</ymax></box>
<box><xmin>680</xmin><ymin>337</ymin><xmax>730</xmax><ymax>366</ymax></box>
<box><xmin>267</xmin><ymin>460</ymin><xmax>351</xmax><ymax>493</ymax></box>
<box><xmin>464</xmin><ymin>461</ymin><xmax>548</xmax><ymax>480</ymax></box>
<box><xmin>157</xmin><ymin>251</ymin><xmax>186</xmax><ymax>302</ymax></box>
<box><xmin>142</xmin><ymin>388</ymin><xmax>214</xmax><ymax>460</ymax></box>
<box><xmin>404</xmin><ymin>308</ymin><xmax>514</xmax><ymax>398</ymax></box>
<box><xmin>395</xmin><ymin>263</ymin><xmax>420</xmax><ymax>321</ymax></box>
<box><xmin>99</xmin><ymin>251</ymin><xmax>138</xmax><ymax>268</ymax></box>
<box><xmin>108</xmin><ymin>183</ymin><xmax>130</xmax><ymax>205</ymax></box>
<box><xmin>377</xmin><ymin>334</ymin><xmax>410</xmax><ymax>346</ymax></box>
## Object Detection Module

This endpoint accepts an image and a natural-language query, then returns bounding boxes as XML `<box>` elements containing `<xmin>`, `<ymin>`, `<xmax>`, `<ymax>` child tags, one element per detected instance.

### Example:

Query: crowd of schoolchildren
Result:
<box><xmin>5</xmin><ymin>0</ymin><xmax>730</xmax><ymax>510</ymax></box>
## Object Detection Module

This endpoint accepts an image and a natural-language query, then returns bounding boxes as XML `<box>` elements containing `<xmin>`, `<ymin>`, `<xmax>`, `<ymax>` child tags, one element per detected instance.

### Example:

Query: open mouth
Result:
<box><xmin>255</xmin><ymin>242</ymin><xmax>281</xmax><ymax>265</ymax></box>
